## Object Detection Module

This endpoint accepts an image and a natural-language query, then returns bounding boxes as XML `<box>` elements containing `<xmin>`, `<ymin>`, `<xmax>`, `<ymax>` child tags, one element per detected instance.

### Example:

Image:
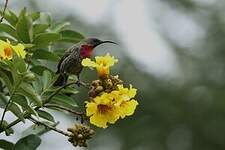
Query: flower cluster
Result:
<box><xmin>82</xmin><ymin>53</ymin><xmax>138</xmax><ymax>128</ymax></box>
<box><xmin>67</xmin><ymin>124</ymin><xmax>94</xmax><ymax>147</ymax></box>
<box><xmin>0</xmin><ymin>40</ymin><xmax>26</xmax><ymax>60</ymax></box>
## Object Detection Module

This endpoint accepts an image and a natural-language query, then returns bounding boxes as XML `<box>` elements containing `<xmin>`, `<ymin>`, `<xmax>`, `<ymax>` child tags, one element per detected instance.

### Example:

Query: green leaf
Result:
<box><xmin>51</xmin><ymin>94</ymin><xmax>78</xmax><ymax>109</ymax></box>
<box><xmin>23</xmin><ymin>43</ymin><xmax>35</xmax><ymax>48</ymax></box>
<box><xmin>30</xmin><ymin>12</ymin><xmax>40</xmax><ymax>22</ymax></box>
<box><xmin>8</xmin><ymin>102</ymin><xmax>25</xmax><ymax>123</ymax></box>
<box><xmin>0</xmin><ymin>120</ymin><xmax>14</xmax><ymax>136</ymax></box>
<box><xmin>30</xmin><ymin>65</ymin><xmax>53</xmax><ymax>76</ymax></box>
<box><xmin>0</xmin><ymin>139</ymin><xmax>14</xmax><ymax>150</ymax></box>
<box><xmin>19</xmin><ymin>83</ymin><xmax>42</xmax><ymax>107</ymax></box>
<box><xmin>50</xmin><ymin>22</ymin><xmax>70</xmax><ymax>32</ymax></box>
<box><xmin>0</xmin><ymin>36</ymin><xmax>15</xmax><ymax>41</ymax></box>
<box><xmin>33</xmin><ymin>24</ymin><xmax>49</xmax><ymax>34</ymax></box>
<box><xmin>12</xmin><ymin>94</ymin><xmax>37</xmax><ymax>116</ymax></box>
<box><xmin>60</xmin><ymin>30</ymin><xmax>84</xmax><ymax>43</ymax></box>
<box><xmin>39</xmin><ymin>12</ymin><xmax>52</xmax><ymax>25</ymax></box>
<box><xmin>13</xmin><ymin>57</ymin><xmax>27</xmax><ymax>73</ymax></box>
<box><xmin>61</xmin><ymin>86</ymin><xmax>79</xmax><ymax>95</ymax></box>
<box><xmin>37</xmin><ymin>110</ymin><xmax>55</xmax><ymax>122</ymax></box>
<box><xmin>16</xmin><ymin>13</ymin><xmax>33</xmax><ymax>43</ymax></box>
<box><xmin>53</xmin><ymin>48</ymin><xmax>65</xmax><ymax>57</ymax></box>
<box><xmin>5</xmin><ymin>127</ymin><xmax>14</xmax><ymax>136</ymax></box>
<box><xmin>18</xmin><ymin>7</ymin><xmax>27</xmax><ymax>18</ymax></box>
<box><xmin>42</xmin><ymin>70</ymin><xmax>52</xmax><ymax>90</ymax></box>
<box><xmin>0</xmin><ymin>93</ymin><xmax>8</xmax><ymax>108</ymax></box>
<box><xmin>4</xmin><ymin>60</ymin><xmax>19</xmax><ymax>84</ymax></box>
<box><xmin>0</xmin><ymin>23</ymin><xmax>18</xmax><ymax>38</ymax></box>
<box><xmin>32</xmin><ymin>49</ymin><xmax>60</xmax><ymax>62</ymax></box>
<box><xmin>32</xmin><ymin>77</ymin><xmax>43</xmax><ymax>95</ymax></box>
<box><xmin>0</xmin><ymin>69</ymin><xmax>13</xmax><ymax>93</ymax></box>
<box><xmin>33</xmin><ymin>33</ymin><xmax>61</xmax><ymax>47</ymax></box>
<box><xmin>0</xmin><ymin>9</ymin><xmax>18</xmax><ymax>26</ymax></box>
<box><xmin>14</xmin><ymin>134</ymin><xmax>41</xmax><ymax>150</ymax></box>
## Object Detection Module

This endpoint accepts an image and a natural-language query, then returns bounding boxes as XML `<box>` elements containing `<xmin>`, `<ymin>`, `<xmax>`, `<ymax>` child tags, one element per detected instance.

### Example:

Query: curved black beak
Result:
<box><xmin>94</xmin><ymin>40</ymin><xmax>118</xmax><ymax>47</ymax></box>
<box><xmin>100</xmin><ymin>40</ymin><xmax>118</xmax><ymax>45</ymax></box>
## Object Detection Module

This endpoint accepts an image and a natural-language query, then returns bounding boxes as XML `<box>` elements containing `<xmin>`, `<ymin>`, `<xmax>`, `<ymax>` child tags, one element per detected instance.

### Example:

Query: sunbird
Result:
<box><xmin>53</xmin><ymin>38</ymin><xmax>117</xmax><ymax>86</ymax></box>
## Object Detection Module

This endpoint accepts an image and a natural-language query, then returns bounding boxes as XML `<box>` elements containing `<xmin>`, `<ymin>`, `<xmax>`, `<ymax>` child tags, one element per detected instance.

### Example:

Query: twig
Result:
<box><xmin>28</xmin><ymin>116</ymin><xmax>70</xmax><ymax>137</ymax></box>
<box><xmin>44</xmin><ymin>80</ymin><xmax>89</xmax><ymax>104</ymax></box>
<box><xmin>44</xmin><ymin>103</ymin><xmax>84</xmax><ymax>116</ymax></box>
<box><xmin>0</xmin><ymin>113</ymin><xmax>30</xmax><ymax>133</ymax></box>
<box><xmin>0</xmin><ymin>118</ymin><xmax>20</xmax><ymax>132</ymax></box>
<box><xmin>0</xmin><ymin>80</ymin><xmax>89</xmax><ymax>134</ymax></box>
<box><xmin>0</xmin><ymin>100</ymin><xmax>10</xmax><ymax>129</ymax></box>
<box><xmin>0</xmin><ymin>79</ymin><xmax>22</xmax><ymax>130</ymax></box>
<box><xmin>0</xmin><ymin>0</ymin><xmax>9</xmax><ymax>23</ymax></box>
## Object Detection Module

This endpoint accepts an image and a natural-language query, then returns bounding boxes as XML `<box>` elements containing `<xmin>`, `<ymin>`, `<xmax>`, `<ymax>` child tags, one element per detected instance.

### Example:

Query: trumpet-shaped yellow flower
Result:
<box><xmin>86</xmin><ymin>84</ymin><xmax>138</xmax><ymax>128</ymax></box>
<box><xmin>82</xmin><ymin>53</ymin><xmax>118</xmax><ymax>78</ymax></box>
<box><xmin>118</xmin><ymin>99</ymin><xmax>138</xmax><ymax>119</ymax></box>
<box><xmin>0</xmin><ymin>40</ymin><xmax>13</xmax><ymax>60</ymax></box>
<box><xmin>86</xmin><ymin>93</ymin><xmax>120</xmax><ymax>128</ymax></box>
<box><xmin>111</xmin><ymin>84</ymin><xmax>138</xmax><ymax>118</ymax></box>
<box><xmin>0</xmin><ymin>40</ymin><xmax>26</xmax><ymax>60</ymax></box>
<box><xmin>12</xmin><ymin>44</ymin><xmax>26</xmax><ymax>58</ymax></box>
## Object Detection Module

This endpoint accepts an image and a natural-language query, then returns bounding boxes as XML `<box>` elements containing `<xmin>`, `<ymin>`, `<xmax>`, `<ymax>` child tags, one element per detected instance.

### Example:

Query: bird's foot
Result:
<box><xmin>76</xmin><ymin>80</ymin><xmax>82</xmax><ymax>87</ymax></box>
<box><xmin>75</xmin><ymin>80</ymin><xmax>90</xmax><ymax>88</ymax></box>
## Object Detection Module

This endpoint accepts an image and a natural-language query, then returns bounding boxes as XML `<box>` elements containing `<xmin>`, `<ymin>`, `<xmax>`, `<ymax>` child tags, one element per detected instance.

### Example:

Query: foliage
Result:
<box><xmin>0</xmin><ymin>7</ymin><xmax>81</xmax><ymax>149</ymax></box>
<box><xmin>0</xmin><ymin>7</ymin><xmax>138</xmax><ymax>149</ymax></box>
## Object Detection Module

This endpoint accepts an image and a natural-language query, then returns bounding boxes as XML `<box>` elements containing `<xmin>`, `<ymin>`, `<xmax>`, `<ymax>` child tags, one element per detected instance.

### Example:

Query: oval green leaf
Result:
<box><xmin>32</xmin><ymin>49</ymin><xmax>60</xmax><ymax>62</ymax></box>
<box><xmin>60</xmin><ymin>30</ymin><xmax>84</xmax><ymax>43</ymax></box>
<box><xmin>14</xmin><ymin>134</ymin><xmax>41</xmax><ymax>150</ymax></box>
<box><xmin>33</xmin><ymin>33</ymin><xmax>61</xmax><ymax>47</ymax></box>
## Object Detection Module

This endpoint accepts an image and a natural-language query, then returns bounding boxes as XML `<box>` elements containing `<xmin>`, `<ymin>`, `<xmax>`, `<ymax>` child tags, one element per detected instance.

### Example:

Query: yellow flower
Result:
<box><xmin>0</xmin><ymin>40</ymin><xmax>26</xmax><ymax>60</ymax></box>
<box><xmin>86</xmin><ymin>84</ymin><xmax>138</xmax><ymax>128</ymax></box>
<box><xmin>12</xmin><ymin>44</ymin><xmax>26</xmax><ymax>58</ymax></box>
<box><xmin>86</xmin><ymin>93</ymin><xmax>120</xmax><ymax>128</ymax></box>
<box><xmin>118</xmin><ymin>99</ymin><xmax>138</xmax><ymax>119</ymax></box>
<box><xmin>111</xmin><ymin>84</ymin><xmax>137</xmax><ymax>103</ymax></box>
<box><xmin>112</xmin><ymin>84</ymin><xmax>138</xmax><ymax>118</ymax></box>
<box><xmin>82</xmin><ymin>53</ymin><xmax>118</xmax><ymax>78</ymax></box>
<box><xmin>0</xmin><ymin>40</ymin><xmax>13</xmax><ymax>60</ymax></box>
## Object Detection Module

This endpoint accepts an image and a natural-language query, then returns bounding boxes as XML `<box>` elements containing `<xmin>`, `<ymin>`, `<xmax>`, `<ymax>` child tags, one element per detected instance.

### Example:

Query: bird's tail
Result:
<box><xmin>53</xmin><ymin>74</ymin><xmax>68</xmax><ymax>86</ymax></box>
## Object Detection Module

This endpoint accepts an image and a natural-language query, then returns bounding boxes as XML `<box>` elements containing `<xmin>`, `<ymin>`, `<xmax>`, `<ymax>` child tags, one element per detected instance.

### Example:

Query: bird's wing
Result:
<box><xmin>56</xmin><ymin>45</ymin><xmax>79</xmax><ymax>74</ymax></box>
<box><xmin>60</xmin><ymin>48</ymin><xmax>81</xmax><ymax>74</ymax></box>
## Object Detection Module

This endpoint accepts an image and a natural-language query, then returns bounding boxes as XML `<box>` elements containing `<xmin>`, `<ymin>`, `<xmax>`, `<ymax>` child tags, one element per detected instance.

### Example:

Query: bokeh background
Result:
<box><xmin>1</xmin><ymin>0</ymin><xmax>225</xmax><ymax>150</ymax></box>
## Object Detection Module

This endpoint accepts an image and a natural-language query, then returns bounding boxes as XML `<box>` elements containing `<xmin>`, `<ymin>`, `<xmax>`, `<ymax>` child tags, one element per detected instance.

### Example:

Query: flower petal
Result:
<box><xmin>82</xmin><ymin>58</ymin><xmax>97</xmax><ymax>67</ymax></box>
<box><xmin>90</xmin><ymin>113</ymin><xmax>108</xmax><ymax>128</ymax></box>
<box><xmin>12</xmin><ymin>44</ymin><xmax>26</xmax><ymax>58</ymax></box>
<box><xmin>119</xmin><ymin>99</ymin><xmax>138</xmax><ymax>118</ymax></box>
<box><xmin>128</xmin><ymin>84</ymin><xmax>137</xmax><ymax>98</ymax></box>
<box><xmin>86</xmin><ymin>102</ymin><xmax>97</xmax><ymax>116</ymax></box>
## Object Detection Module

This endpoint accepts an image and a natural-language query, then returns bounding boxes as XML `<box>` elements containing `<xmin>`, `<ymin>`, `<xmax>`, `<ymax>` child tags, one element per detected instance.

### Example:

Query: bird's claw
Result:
<box><xmin>75</xmin><ymin>80</ymin><xmax>90</xmax><ymax>89</ymax></box>
<box><xmin>76</xmin><ymin>80</ymin><xmax>82</xmax><ymax>87</ymax></box>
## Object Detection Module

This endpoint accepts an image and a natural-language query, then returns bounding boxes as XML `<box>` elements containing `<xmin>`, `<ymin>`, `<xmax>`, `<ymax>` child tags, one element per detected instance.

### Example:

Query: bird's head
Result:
<box><xmin>80</xmin><ymin>38</ymin><xmax>117</xmax><ymax>58</ymax></box>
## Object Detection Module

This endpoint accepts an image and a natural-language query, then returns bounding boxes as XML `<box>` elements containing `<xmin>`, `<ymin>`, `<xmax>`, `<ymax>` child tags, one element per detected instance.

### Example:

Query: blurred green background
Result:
<box><xmin>2</xmin><ymin>0</ymin><xmax>225</xmax><ymax>150</ymax></box>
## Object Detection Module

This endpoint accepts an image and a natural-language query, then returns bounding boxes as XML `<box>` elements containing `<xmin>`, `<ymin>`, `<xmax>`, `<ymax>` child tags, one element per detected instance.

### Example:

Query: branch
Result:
<box><xmin>28</xmin><ymin>116</ymin><xmax>70</xmax><ymax>137</ymax></box>
<box><xmin>0</xmin><ymin>100</ymin><xmax>11</xmax><ymax>129</ymax></box>
<box><xmin>0</xmin><ymin>80</ymin><xmax>89</xmax><ymax>134</ymax></box>
<box><xmin>44</xmin><ymin>103</ymin><xmax>84</xmax><ymax>116</ymax></box>
<box><xmin>44</xmin><ymin>80</ymin><xmax>89</xmax><ymax>104</ymax></box>
<box><xmin>0</xmin><ymin>79</ymin><xmax>22</xmax><ymax>129</ymax></box>
<box><xmin>0</xmin><ymin>0</ymin><xmax>9</xmax><ymax>23</ymax></box>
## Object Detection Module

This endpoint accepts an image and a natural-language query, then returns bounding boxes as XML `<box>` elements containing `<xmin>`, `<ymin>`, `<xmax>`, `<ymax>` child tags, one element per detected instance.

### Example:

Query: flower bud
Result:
<box><xmin>95</xmin><ymin>86</ymin><xmax>104</xmax><ymax>93</ymax></box>
<box><xmin>67</xmin><ymin>124</ymin><xmax>95</xmax><ymax>147</ymax></box>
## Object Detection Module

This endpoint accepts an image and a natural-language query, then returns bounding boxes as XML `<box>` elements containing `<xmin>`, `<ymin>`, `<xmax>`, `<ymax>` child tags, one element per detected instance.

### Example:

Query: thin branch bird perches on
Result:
<box><xmin>0</xmin><ymin>0</ymin><xmax>9</xmax><ymax>23</ymax></box>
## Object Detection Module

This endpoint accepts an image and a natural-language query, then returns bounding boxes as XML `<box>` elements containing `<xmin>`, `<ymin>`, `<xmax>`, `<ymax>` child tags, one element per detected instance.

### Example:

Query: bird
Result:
<box><xmin>53</xmin><ymin>38</ymin><xmax>117</xmax><ymax>86</ymax></box>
